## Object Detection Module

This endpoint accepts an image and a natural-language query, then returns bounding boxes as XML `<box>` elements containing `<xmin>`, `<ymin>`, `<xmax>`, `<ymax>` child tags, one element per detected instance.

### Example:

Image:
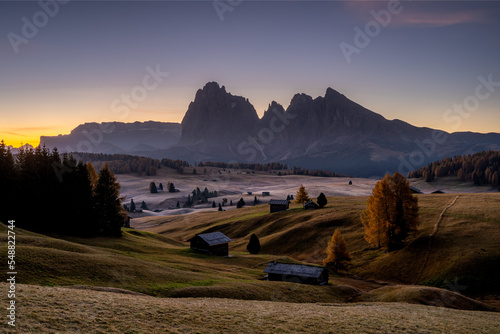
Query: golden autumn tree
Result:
<box><xmin>361</xmin><ymin>172</ymin><xmax>419</xmax><ymax>251</ymax></box>
<box><xmin>295</xmin><ymin>184</ymin><xmax>310</xmax><ymax>204</ymax></box>
<box><xmin>87</xmin><ymin>161</ymin><xmax>99</xmax><ymax>191</ymax></box>
<box><xmin>323</xmin><ymin>229</ymin><xmax>351</xmax><ymax>272</ymax></box>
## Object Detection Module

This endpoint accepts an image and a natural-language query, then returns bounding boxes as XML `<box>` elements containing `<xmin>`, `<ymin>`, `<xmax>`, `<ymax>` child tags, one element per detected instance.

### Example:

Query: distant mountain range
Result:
<box><xmin>40</xmin><ymin>82</ymin><xmax>500</xmax><ymax>177</ymax></box>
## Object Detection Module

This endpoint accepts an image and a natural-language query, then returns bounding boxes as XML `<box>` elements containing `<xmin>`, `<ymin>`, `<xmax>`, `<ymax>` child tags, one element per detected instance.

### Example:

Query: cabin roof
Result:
<box><xmin>195</xmin><ymin>232</ymin><xmax>232</xmax><ymax>246</ymax></box>
<box><xmin>410</xmin><ymin>186</ymin><xmax>422</xmax><ymax>194</ymax></box>
<box><xmin>264</xmin><ymin>262</ymin><xmax>326</xmax><ymax>279</ymax></box>
<box><xmin>303</xmin><ymin>200</ymin><xmax>319</xmax><ymax>206</ymax></box>
<box><xmin>269</xmin><ymin>199</ymin><xmax>290</xmax><ymax>206</ymax></box>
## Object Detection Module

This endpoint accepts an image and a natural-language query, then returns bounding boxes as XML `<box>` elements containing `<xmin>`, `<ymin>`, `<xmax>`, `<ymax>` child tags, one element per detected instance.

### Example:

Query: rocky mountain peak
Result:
<box><xmin>180</xmin><ymin>82</ymin><xmax>259</xmax><ymax>147</ymax></box>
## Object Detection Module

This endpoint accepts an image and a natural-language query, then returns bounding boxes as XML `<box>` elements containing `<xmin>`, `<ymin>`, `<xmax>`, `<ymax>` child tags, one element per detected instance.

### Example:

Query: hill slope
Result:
<box><xmin>135</xmin><ymin>193</ymin><xmax>500</xmax><ymax>297</ymax></box>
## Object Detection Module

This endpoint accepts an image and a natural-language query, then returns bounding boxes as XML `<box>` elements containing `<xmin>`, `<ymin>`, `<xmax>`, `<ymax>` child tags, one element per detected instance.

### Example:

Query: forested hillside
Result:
<box><xmin>408</xmin><ymin>150</ymin><xmax>500</xmax><ymax>188</ymax></box>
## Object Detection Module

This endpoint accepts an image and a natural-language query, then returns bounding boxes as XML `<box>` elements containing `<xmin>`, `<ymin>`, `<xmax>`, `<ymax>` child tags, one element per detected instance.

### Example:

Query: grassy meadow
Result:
<box><xmin>1</xmin><ymin>192</ymin><xmax>499</xmax><ymax>332</ymax></box>
<box><xmin>136</xmin><ymin>193</ymin><xmax>500</xmax><ymax>297</ymax></box>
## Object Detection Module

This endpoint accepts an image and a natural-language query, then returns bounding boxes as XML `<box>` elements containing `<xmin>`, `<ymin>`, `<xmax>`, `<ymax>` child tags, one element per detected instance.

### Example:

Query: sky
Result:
<box><xmin>1</xmin><ymin>0</ymin><xmax>499</xmax><ymax>147</ymax></box>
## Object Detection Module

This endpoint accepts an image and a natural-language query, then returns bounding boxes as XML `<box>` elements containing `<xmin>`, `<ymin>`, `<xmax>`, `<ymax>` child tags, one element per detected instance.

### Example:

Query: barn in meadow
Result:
<box><xmin>303</xmin><ymin>200</ymin><xmax>320</xmax><ymax>210</ymax></box>
<box><xmin>189</xmin><ymin>232</ymin><xmax>232</xmax><ymax>256</ymax></box>
<box><xmin>269</xmin><ymin>199</ymin><xmax>290</xmax><ymax>213</ymax></box>
<box><xmin>263</xmin><ymin>262</ymin><xmax>329</xmax><ymax>285</ymax></box>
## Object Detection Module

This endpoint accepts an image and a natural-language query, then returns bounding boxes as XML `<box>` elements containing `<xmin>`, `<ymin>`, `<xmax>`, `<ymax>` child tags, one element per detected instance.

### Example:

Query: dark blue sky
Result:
<box><xmin>1</xmin><ymin>1</ymin><xmax>499</xmax><ymax>146</ymax></box>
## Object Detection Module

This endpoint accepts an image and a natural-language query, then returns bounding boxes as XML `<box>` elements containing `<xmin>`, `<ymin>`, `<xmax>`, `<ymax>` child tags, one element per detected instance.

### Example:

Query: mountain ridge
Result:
<box><xmin>39</xmin><ymin>82</ymin><xmax>500</xmax><ymax>177</ymax></box>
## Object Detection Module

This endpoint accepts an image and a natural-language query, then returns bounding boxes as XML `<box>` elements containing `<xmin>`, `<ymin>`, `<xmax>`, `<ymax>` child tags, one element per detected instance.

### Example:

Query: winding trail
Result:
<box><xmin>414</xmin><ymin>195</ymin><xmax>459</xmax><ymax>284</ymax></box>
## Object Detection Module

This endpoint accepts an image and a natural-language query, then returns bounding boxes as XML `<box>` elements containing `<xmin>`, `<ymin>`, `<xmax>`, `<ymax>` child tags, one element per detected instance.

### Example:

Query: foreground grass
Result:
<box><xmin>3</xmin><ymin>283</ymin><xmax>499</xmax><ymax>334</ymax></box>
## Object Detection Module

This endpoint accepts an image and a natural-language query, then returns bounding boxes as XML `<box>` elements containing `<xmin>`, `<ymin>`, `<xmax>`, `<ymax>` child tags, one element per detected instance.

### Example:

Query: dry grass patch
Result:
<box><xmin>3</xmin><ymin>284</ymin><xmax>500</xmax><ymax>334</ymax></box>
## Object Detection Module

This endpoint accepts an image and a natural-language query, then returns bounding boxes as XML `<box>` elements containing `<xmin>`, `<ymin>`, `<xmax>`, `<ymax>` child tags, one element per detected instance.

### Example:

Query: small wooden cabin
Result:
<box><xmin>269</xmin><ymin>199</ymin><xmax>290</xmax><ymax>213</ymax></box>
<box><xmin>303</xmin><ymin>201</ymin><xmax>319</xmax><ymax>210</ymax></box>
<box><xmin>410</xmin><ymin>186</ymin><xmax>422</xmax><ymax>194</ymax></box>
<box><xmin>264</xmin><ymin>262</ymin><xmax>328</xmax><ymax>285</ymax></box>
<box><xmin>262</xmin><ymin>191</ymin><xmax>270</xmax><ymax>196</ymax></box>
<box><xmin>190</xmin><ymin>232</ymin><xmax>232</xmax><ymax>256</ymax></box>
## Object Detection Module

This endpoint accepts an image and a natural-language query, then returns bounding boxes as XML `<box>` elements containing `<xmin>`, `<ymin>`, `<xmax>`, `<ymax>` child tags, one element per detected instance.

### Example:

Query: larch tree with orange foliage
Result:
<box><xmin>323</xmin><ymin>229</ymin><xmax>351</xmax><ymax>273</ymax></box>
<box><xmin>295</xmin><ymin>184</ymin><xmax>310</xmax><ymax>204</ymax></box>
<box><xmin>87</xmin><ymin>161</ymin><xmax>98</xmax><ymax>191</ymax></box>
<box><xmin>361</xmin><ymin>172</ymin><xmax>419</xmax><ymax>251</ymax></box>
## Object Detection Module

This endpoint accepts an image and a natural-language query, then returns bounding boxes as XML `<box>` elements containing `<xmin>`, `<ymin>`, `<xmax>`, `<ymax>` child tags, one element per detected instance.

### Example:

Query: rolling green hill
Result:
<box><xmin>1</xmin><ymin>192</ymin><xmax>499</xmax><ymax>334</ymax></box>
<box><xmin>136</xmin><ymin>193</ymin><xmax>500</xmax><ymax>297</ymax></box>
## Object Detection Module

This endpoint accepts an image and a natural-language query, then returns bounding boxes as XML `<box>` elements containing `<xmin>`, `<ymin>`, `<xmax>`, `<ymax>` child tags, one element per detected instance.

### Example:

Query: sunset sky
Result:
<box><xmin>1</xmin><ymin>1</ymin><xmax>499</xmax><ymax>147</ymax></box>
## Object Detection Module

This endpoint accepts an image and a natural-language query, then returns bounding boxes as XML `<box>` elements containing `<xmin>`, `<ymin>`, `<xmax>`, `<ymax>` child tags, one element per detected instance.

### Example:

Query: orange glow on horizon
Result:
<box><xmin>1</xmin><ymin>136</ymin><xmax>40</xmax><ymax>148</ymax></box>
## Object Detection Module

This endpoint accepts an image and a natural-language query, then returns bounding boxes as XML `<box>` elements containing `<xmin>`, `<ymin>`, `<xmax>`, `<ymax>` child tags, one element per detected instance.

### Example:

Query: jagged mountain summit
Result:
<box><xmin>40</xmin><ymin>82</ymin><xmax>500</xmax><ymax>177</ymax></box>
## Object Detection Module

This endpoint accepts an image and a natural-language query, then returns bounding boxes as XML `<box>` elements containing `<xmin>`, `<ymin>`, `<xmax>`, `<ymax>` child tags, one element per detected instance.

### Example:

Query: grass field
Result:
<box><xmin>135</xmin><ymin>193</ymin><xmax>500</xmax><ymax>297</ymax></box>
<box><xmin>2</xmin><ymin>283</ymin><xmax>499</xmax><ymax>334</ymax></box>
<box><xmin>1</xmin><ymin>193</ymin><xmax>499</xmax><ymax>332</ymax></box>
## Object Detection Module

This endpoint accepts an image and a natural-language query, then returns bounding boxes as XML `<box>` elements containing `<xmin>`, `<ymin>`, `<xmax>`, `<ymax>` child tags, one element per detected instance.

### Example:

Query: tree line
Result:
<box><xmin>0</xmin><ymin>142</ymin><xmax>124</xmax><ymax>237</ymax></box>
<box><xmin>408</xmin><ymin>150</ymin><xmax>500</xmax><ymax>188</ymax></box>
<box><xmin>198</xmin><ymin>161</ymin><xmax>339</xmax><ymax>177</ymax></box>
<box><xmin>67</xmin><ymin>152</ymin><xmax>190</xmax><ymax>176</ymax></box>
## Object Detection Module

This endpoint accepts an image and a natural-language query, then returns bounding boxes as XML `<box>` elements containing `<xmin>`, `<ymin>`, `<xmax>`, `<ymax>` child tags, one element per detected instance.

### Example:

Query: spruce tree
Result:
<box><xmin>94</xmin><ymin>163</ymin><xmax>124</xmax><ymax>237</ymax></box>
<box><xmin>317</xmin><ymin>193</ymin><xmax>327</xmax><ymax>208</ymax></box>
<box><xmin>130</xmin><ymin>199</ymin><xmax>136</xmax><ymax>212</ymax></box>
<box><xmin>236</xmin><ymin>198</ymin><xmax>245</xmax><ymax>208</ymax></box>
<box><xmin>246</xmin><ymin>233</ymin><xmax>261</xmax><ymax>254</ymax></box>
<box><xmin>149</xmin><ymin>182</ymin><xmax>158</xmax><ymax>193</ymax></box>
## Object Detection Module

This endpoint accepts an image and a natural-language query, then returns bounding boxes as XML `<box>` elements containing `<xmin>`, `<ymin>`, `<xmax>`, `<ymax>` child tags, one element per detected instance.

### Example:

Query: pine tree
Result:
<box><xmin>141</xmin><ymin>201</ymin><xmax>148</xmax><ymax>210</ymax></box>
<box><xmin>254</xmin><ymin>196</ymin><xmax>258</xmax><ymax>205</ymax></box>
<box><xmin>159</xmin><ymin>183</ymin><xmax>163</xmax><ymax>191</ymax></box>
<box><xmin>323</xmin><ymin>229</ymin><xmax>351</xmax><ymax>272</ymax></box>
<box><xmin>218</xmin><ymin>203</ymin><xmax>223</xmax><ymax>211</ymax></box>
<box><xmin>361</xmin><ymin>173</ymin><xmax>419</xmax><ymax>251</ymax></box>
<box><xmin>130</xmin><ymin>199</ymin><xmax>136</xmax><ymax>212</ymax></box>
<box><xmin>149</xmin><ymin>182</ymin><xmax>158</xmax><ymax>193</ymax></box>
<box><xmin>236</xmin><ymin>198</ymin><xmax>245</xmax><ymax>208</ymax></box>
<box><xmin>246</xmin><ymin>233</ymin><xmax>261</xmax><ymax>254</ymax></box>
<box><xmin>295</xmin><ymin>184</ymin><xmax>310</xmax><ymax>204</ymax></box>
<box><xmin>212</xmin><ymin>201</ymin><xmax>216</xmax><ymax>208</ymax></box>
<box><xmin>94</xmin><ymin>163</ymin><xmax>124</xmax><ymax>237</ymax></box>
<box><xmin>317</xmin><ymin>192</ymin><xmax>327</xmax><ymax>208</ymax></box>
<box><xmin>169</xmin><ymin>182</ymin><xmax>176</xmax><ymax>193</ymax></box>
<box><xmin>0</xmin><ymin>141</ymin><xmax>17</xmax><ymax>223</ymax></box>
<box><xmin>176</xmin><ymin>201</ymin><xmax>180</xmax><ymax>208</ymax></box>
<box><xmin>230</xmin><ymin>200</ymin><xmax>233</xmax><ymax>206</ymax></box>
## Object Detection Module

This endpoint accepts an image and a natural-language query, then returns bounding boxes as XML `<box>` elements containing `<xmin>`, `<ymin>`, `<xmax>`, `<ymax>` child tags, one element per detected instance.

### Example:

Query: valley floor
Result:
<box><xmin>3</xmin><ymin>283</ymin><xmax>500</xmax><ymax>334</ymax></box>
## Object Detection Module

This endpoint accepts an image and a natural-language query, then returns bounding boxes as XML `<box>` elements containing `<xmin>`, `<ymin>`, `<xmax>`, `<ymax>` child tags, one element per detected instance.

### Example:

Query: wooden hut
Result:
<box><xmin>264</xmin><ymin>262</ymin><xmax>328</xmax><ymax>285</ymax></box>
<box><xmin>190</xmin><ymin>232</ymin><xmax>232</xmax><ymax>256</ymax></box>
<box><xmin>269</xmin><ymin>199</ymin><xmax>290</xmax><ymax>213</ymax></box>
<box><xmin>410</xmin><ymin>186</ymin><xmax>422</xmax><ymax>194</ymax></box>
<box><xmin>303</xmin><ymin>201</ymin><xmax>320</xmax><ymax>210</ymax></box>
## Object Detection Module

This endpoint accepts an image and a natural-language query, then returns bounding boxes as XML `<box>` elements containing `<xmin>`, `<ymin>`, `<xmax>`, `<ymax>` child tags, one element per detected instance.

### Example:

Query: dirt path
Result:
<box><xmin>415</xmin><ymin>195</ymin><xmax>459</xmax><ymax>284</ymax></box>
